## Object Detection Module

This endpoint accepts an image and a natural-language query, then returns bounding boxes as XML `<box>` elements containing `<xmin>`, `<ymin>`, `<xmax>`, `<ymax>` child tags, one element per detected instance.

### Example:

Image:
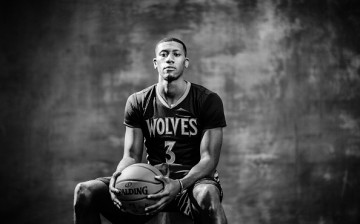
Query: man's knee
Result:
<box><xmin>74</xmin><ymin>181</ymin><xmax>96</xmax><ymax>209</ymax></box>
<box><xmin>193</xmin><ymin>184</ymin><xmax>221</xmax><ymax>214</ymax></box>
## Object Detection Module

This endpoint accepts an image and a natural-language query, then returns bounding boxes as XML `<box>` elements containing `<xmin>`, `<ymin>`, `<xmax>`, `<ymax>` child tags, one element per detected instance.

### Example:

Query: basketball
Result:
<box><xmin>115</xmin><ymin>163</ymin><xmax>164</xmax><ymax>215</ymax></box>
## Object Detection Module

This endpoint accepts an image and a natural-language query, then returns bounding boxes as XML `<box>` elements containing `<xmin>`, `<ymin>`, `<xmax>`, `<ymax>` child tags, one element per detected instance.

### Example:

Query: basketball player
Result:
<box><xmin>74</xmin><ymin>37</ymin><xmax>228</xmax><ymax>224</ymax></box>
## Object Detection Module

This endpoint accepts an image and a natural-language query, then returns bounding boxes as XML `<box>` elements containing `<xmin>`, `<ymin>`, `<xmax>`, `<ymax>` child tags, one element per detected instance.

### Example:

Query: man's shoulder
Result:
<box><xmin>134</xmin><ymin>84</ymin><xmax>157</xmax><ymax>96</ymax></box>
<box><xmin>189</xmin><ymin>82</ymin><xmax>219</xmax><ymax>99</ymax></box>
<box><xmin>129</xmin><ymin>84</ymin><xmax>157</xmax><ymax>101</ymax></box>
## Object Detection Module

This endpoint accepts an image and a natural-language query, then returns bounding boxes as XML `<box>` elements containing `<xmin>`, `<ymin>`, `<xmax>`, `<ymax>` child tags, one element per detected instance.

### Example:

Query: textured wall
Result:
<box><xmin>1</xmin><ymin>0</ymin><xmax>360</xmax><ymax>223</ymax></box>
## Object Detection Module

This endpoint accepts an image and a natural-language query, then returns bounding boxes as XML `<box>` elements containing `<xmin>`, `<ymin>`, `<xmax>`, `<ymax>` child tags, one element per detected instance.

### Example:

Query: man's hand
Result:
<box><xmin>144</xmin><ymin>175</ymin><xmax>181</xmax><ymax>215</ymax></box>
<box><xmin>109</xmin><ymin>171</ymin><xmax>123</xmax><ymax>211</ymax></box>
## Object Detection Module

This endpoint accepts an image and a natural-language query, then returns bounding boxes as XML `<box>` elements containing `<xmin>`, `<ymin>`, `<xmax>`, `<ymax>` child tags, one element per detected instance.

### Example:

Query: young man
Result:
<box><xmin>74</xmin><ymin>37</ymin><xmax>228</xmax><ymax>224</ymax></box>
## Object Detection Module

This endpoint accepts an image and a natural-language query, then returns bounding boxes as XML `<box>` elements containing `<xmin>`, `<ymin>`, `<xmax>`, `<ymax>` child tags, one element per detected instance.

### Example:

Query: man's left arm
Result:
<box><xmin>180</xmin><ymin>127</ymin><xmax>223</xmax><ymax>190</ymax></box>
<box><xmin>145</xmin><ymin>127</ymin><xmax>223</xmax><ymax>215</ymax></box>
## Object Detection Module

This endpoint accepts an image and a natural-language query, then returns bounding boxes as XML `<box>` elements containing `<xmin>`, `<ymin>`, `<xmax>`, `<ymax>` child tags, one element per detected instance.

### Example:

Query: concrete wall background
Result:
<box><xmin>1</xmin><ymin>0</ymin><xmax>360</xmax><ymax>223</ymax></box>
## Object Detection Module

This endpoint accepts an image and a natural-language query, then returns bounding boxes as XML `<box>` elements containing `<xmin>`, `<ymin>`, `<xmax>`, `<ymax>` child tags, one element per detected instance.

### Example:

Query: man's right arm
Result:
<box><xmin>116</xmin><ymin>126</ymin><xmax>144</xmax><ymax>172</ymax></box>
<box><xmin>109</xmin><ymin>126</ymin><xmax>144</xmax><ymax>209</ymax></box>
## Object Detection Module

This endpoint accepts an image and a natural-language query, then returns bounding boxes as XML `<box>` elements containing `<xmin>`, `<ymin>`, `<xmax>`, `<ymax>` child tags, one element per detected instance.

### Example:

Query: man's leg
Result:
<box><xmin>74</xmin><ymin>180</ymin><xmax>104</xmax><ymax>224</ymax></box>
<box><xmin>74</xmin><ymin>179</ymin><xmax>152</xmax><ymax>224</ymax></box>
<box><xmin>192</xmin><ymin>183</ymin><xmax>228</xmax><ymax>224</ymax></box>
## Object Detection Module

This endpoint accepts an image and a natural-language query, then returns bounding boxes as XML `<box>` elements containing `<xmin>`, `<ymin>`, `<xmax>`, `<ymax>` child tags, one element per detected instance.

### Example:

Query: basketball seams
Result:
<box><xmin>117</xmin><ymin>164</ymin><xmax>162</xmax><ymax>184</ymax></box>
<box><xmin>116</xmin><ymin>179</ymin><xmax>163</xmax><ymax>185</ymax></box>
<box><xmin>133</xmin><ymin>163</ymin><xmax>161</xmax><ymax>176</ymax></box>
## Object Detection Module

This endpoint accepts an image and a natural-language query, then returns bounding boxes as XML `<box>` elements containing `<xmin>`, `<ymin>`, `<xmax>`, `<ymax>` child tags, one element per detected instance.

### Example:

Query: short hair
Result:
<box><xmin>155</xmin><ymin>37</ymin><xmax>187</xmax><ymax>56</ymax></box>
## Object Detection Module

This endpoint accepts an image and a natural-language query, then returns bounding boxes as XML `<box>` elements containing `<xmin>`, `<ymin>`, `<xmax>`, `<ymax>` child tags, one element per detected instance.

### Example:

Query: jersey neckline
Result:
<box><xmin>156</xmin><ymin>81</ymin><xmax>191</xmax><ymax>109</ymax></box>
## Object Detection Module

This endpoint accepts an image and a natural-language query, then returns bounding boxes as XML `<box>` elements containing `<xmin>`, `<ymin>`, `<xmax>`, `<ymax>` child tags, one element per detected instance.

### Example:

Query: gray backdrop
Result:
<box><xmin>1</xmin><ymin>0</ymin><xmax>360</xmax><ymax>223</ymax></box>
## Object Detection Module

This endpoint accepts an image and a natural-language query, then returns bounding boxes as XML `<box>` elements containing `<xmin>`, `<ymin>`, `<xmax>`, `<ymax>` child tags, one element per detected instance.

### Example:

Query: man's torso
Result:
<box><xmin>124</xmin><ymin>81</ymin><xmax>226</xmax><ymax>169</ymax></box>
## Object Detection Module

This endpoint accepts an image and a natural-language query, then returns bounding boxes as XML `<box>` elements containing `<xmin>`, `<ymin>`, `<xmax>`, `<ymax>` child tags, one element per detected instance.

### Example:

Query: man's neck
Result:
<box><xmin>157</xmin><ymin>78</ymin><xmax>187</xmax><ymax>105</ymax></box>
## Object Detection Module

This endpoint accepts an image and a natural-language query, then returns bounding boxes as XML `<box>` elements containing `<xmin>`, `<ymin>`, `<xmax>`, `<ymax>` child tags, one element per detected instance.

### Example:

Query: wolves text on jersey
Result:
<box><xmin>145</xmin><ymin>117</ymin><xmax>198</xmax><ymax>137</ymax></box>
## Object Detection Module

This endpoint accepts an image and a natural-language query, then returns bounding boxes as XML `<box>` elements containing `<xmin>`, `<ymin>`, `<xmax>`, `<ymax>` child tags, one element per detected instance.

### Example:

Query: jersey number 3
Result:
<box><xmin>165</xmin><ymin>141</ymin><xmax>176</xmax><ymax>164</ymax></box>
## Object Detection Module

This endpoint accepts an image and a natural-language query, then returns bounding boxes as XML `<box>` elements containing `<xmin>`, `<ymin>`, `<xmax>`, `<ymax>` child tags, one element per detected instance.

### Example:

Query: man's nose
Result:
<box><xmin>166</xmin><ymin>54</ymin><xmax>174</xmax><ymax>63</ymax></box>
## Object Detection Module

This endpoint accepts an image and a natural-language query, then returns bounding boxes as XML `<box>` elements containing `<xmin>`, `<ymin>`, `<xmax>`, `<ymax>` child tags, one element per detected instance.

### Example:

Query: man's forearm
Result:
<box><xmin>115</xmin><ymin>156</ymin><xmax>138</xmax><ymax>173</ymax></box>
<box><xmin>180</xmin><ymin>128</ymin><xmax>223</xmax><ymax>190</ymax></box>
<box><xmin>115</xmin><ymin>127</ymin><xmax>144</xmax><ymax>173</ymax></box>
<box><xmin>180</xmin><ymin>157</ymin><xmax>217</xmax><ymax>190</ymax></box>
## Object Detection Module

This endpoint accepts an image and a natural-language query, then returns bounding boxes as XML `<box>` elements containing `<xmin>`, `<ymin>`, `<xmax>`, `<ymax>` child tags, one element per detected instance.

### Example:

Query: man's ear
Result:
<box><xmin>184</xmin><ymin>58</ymin><xmax>189</xmax><ymax>68</ymax></box>
<box><xmin>153</xmin><ymin>58</ymin><xmax>157</xmax><ymax>69</ymax></box>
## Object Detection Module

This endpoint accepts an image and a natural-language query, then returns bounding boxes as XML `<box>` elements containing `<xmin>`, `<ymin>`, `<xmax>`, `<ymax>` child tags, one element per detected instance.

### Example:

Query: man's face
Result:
<box><xmin>153</xmin><ymin>41</ymin><xmax>189</xmax><ymax>82</ymax></box>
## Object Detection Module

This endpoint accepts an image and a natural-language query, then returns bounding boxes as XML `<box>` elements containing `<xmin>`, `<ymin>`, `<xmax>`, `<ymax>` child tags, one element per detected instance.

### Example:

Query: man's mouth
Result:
<box><xmin>164</xmin><ymin>66</ymin><xmax>176</xmax><ymax>70</ymax></box>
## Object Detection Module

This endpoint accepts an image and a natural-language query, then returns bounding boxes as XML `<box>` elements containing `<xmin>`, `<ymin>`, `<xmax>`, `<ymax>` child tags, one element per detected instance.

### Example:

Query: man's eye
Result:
<box><xmin>160</xmin><ymin>52</ymin><xmax>167</xmax><ymax>57</ymax></box>
<box><xmin>174</xmin><ymin>53</ymin><xmax>181</xmax><ymax>57</ymax></box>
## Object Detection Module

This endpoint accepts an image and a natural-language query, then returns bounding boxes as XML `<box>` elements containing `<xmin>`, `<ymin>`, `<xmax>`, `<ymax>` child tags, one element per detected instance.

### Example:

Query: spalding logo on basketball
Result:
<box><xmin>115</xmin><ymin>163</ymin><xmax>164</xmax><ymax>215</ymax></box>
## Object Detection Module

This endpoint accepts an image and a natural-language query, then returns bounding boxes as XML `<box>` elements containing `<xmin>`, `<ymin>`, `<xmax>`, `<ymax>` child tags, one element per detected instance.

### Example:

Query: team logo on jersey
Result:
<box><xmin>145</xmin><ymin>117</ymin><xmax>198</xmax><ymax>137</ymax></box>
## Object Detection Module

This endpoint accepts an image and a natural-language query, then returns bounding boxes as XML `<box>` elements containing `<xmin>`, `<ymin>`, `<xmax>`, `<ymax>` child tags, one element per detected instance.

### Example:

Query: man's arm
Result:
<box><xmin>115</xmin><ymin>126</ymin><xmax>144</xmax><ymax>172</ymax></box>
<box><xmin>109</xmin><ymin>126</ymin><xmax>144</xmax><ymax>209</ymax></box>
<box><xmin>180</xmin><ymin>127</ymin><xmax>223</xmax><ymax>189</ymax></box>
<box><xmin>145</xmin><ymin>127</ymin><xmax>223</xmax><ymax>214</ymax></box>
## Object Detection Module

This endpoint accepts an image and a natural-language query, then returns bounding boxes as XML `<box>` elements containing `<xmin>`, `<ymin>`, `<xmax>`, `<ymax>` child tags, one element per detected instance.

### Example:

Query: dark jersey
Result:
<box><xmin>124</xmin><ymin>81</ymin><xmax>226</xmax><ymax>168</ymax></box>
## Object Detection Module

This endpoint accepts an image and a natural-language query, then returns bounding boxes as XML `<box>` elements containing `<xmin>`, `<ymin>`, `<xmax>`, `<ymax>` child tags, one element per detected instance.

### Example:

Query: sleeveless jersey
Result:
<box><xmin>124</xmin><ymin>81</ymin><xmax>226</xmax><ymax>168</ymax></box>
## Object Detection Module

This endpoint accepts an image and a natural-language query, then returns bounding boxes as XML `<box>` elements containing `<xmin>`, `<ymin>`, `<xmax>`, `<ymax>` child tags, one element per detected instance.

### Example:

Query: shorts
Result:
<box><xmin>97</xmin><ymin>163</ymin><xmax>223</xmax><ymax>222</ymax></box>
